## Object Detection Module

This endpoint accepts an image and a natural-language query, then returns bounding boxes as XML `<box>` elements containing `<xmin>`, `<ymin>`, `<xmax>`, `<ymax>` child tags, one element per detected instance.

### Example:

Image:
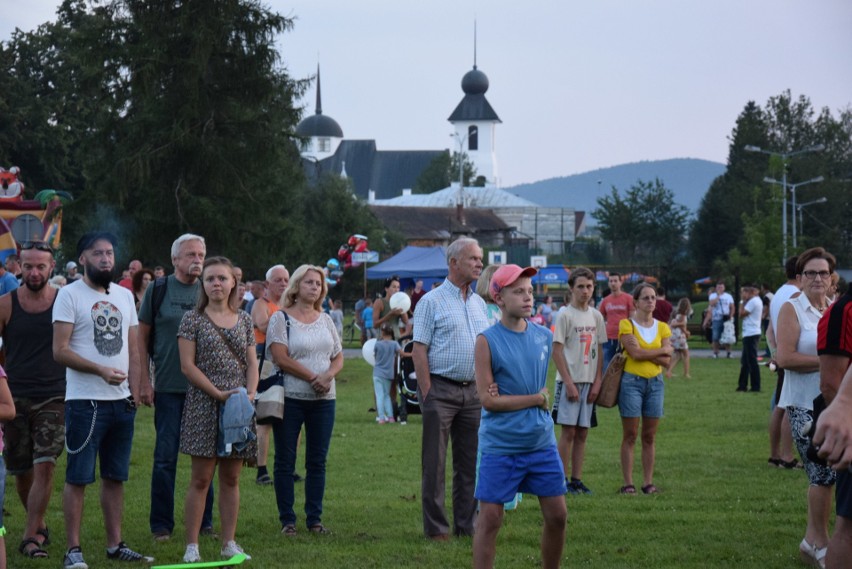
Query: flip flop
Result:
<box><xmin>619</xmin><ymin>485</ymin><xmax>636</xmax><ymax>494</ymax></box>
<box><xmin>641</xmin><ymin>484</ymin><xmax>659</xmax><ymax>494</ymax></box>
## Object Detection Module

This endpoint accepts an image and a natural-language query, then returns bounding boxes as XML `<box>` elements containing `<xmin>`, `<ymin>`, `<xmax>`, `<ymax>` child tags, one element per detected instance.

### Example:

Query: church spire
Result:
<box><xmin>473</xmin><ymin>20</ymin><xmax>477</xmax><ymax>70</ymax></box>
<box><xmin>315</xmin><ymin>63</ymin><xmax>323</xmax><ymax>115</ymax></box>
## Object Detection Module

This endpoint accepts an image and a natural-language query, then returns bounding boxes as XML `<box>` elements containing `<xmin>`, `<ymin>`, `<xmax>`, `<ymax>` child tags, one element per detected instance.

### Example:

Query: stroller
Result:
<box><xmin>393</xmin><ymin>340</ymin><xmax>420</xmax><ymax>422</ymax></box>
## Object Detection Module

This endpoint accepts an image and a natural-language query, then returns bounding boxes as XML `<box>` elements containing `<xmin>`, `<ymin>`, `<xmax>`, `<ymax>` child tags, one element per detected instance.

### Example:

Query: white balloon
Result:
<box><xmin>389</xmin><ymin>291</ymin><xmax>412</xmax><ymax>313</ymax></box>
<box><xmin>362</xmin><ymin>338</ymin><xmax>377</xmax><ymax>365</ymax></box>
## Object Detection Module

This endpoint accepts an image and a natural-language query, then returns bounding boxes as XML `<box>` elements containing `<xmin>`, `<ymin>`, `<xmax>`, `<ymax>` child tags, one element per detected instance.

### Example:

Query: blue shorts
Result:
<box><xmin>65</xmin><ymin>399</ymin><xmax>136</xmax><ymax>485</ymax></box>
<box><xmin>711</xmin><ymin>319</ymin><xmax>724</xmax><ymax>343</ymax></box>
<box><xmin>618</xmin><ymin>372</ymin><xmax>665</xmax><ymax>418</ymax></box>
<box><xmin>475</xmin><ymin>446</ymin><xmax>566</xmax><ymax>504</ymax></box>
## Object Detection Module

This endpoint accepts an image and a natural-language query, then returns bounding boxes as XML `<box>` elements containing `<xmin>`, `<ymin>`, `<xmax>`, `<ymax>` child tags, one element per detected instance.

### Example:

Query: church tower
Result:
<box><xmin>296</xmin><ymin>64</ymin><xmax>344</xmax><ymax>160</ymax></box>
<box><xmin>447</xmin><ymin>29</ymin><xmax>501</xmax><ymax>186</ymax></box>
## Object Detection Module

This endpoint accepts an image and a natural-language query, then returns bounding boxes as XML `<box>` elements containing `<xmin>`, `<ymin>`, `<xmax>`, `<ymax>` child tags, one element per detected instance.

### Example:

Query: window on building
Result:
<box><xmin>318</xmin><ymin>138</ymin><xmax>331</xmax><ymax>152</ymax></box>
<box><xmin>468</xmin><ymin>126</ymin><xmax>478</xmax><ymax>151</ymax></box>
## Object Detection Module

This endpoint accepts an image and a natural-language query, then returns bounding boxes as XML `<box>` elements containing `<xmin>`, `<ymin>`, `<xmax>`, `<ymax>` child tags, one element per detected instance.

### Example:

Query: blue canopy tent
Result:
<box><xmin>531</xmin><ymin>265</ymin><xmax>570</xmax><ymax>285</ymax></box>
<box><xmin>366</xmin><ymin>246</ymin><xmax>448</xmax><ymax>285</ymax></box>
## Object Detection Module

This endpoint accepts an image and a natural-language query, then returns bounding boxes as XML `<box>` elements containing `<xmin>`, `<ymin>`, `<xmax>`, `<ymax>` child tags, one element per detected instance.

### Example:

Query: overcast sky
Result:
<box><xmin>2</xmin><ymin>0</ymin><xmax>850</xmax><ymax>187</ymax></box>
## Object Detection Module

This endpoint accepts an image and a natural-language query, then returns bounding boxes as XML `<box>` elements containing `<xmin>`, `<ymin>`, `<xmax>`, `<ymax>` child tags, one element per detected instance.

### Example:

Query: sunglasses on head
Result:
<box><xmin>21</xmin><ymin>241</ymin><xmax>53</xmax><ymax>253</ymax></box>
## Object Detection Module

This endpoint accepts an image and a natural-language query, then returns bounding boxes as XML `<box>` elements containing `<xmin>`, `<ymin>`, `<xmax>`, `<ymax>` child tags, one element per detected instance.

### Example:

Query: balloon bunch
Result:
<box><xmin>324</xmin><ymin>234</ymin><xmax>368</xmax><ymax>288</ymax></box>
<box><xmin>0</xmin><ymin>166</ymin><xmax>25</xmax><ymax>200</ymax></box>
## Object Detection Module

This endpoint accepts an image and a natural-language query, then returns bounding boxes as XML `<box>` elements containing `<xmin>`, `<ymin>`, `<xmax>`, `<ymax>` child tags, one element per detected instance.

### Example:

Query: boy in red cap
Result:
<box><xmin>472</xmin><ymin>264</ymin><xmax>567</xmax><ymax>569</ymax></box>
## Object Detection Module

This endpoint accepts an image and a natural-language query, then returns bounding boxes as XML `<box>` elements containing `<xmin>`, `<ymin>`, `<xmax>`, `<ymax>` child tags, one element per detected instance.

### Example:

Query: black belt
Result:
<box><xmin>431</xmin><ymin>374</ymin><xmax>474</xmax><ymax>387</ymax></box>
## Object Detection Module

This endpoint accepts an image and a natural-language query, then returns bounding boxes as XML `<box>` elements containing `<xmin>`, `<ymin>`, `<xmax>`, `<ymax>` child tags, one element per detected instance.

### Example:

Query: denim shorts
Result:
<box><xmin>618</xmin><ymin>372</ymin><xmax>665</xmax><ymax>418</ymax></box>
<box><xmin>475</xmin><ymin>446</ymin><xmax>566</xmax><ymax>504</ymax></box>
<box><xmin>65</xmin><ymin>399</ymin><xmax>136</xmax><ymax>485</ymax></box>
<box><xmin>711</xmin><ymin>319</ymin><xmax>724</xmax><ymax>343</ymax></box>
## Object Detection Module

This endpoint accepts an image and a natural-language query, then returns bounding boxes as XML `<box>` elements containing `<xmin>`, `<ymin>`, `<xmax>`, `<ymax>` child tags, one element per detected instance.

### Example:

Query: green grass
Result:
<box><xmin>8</xmin><ymin>358</ymin><xmax>816</xmax><ymax>568</ymax></box>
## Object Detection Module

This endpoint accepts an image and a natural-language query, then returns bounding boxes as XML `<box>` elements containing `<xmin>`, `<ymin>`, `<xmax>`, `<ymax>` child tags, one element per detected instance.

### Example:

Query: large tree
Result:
<box><xmin>413</xmin><ymin>151</ymin><xmax>478</xmax><ymax>194</ymax></box>
<box><xmin>692</xmin><ymin>91</ymin><xmax>852</xmax><ymax>277</ymax></box>
<box><xmin>592</xmin><ymin>178</ymin><xmax>690</xmax><ymax>266</ymax></box>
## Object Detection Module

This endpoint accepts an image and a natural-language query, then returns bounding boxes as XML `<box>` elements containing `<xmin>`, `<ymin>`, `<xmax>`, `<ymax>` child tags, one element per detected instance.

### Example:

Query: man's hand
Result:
<box><xmin>99</xmin><ymin>367</ymin><xmax>128</xmax><ymax>387</ymax></box>
<box><xmin>138</xmin><ymin>381</ymin><xmax>154</xmax><ymax>407</ymax></box>
<box><xmin>487</xmin><ymin>382</ymin><xmax>499</xmax><ymax>398</ymax></box>
<box><xmin>814</xmin><ymin>394</ymin><xmax>852</xmax><ymax>470</ymax></box>
<box><xmin>538</xmin><ymin>388</ymin><xmax>550</xmax><ymax>410</ymax></box>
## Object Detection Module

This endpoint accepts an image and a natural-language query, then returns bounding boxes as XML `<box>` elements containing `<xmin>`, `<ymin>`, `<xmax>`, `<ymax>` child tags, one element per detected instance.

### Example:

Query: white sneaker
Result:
<box><xmin>221</xmin><ymin>540</ymin><xmax>251</xmax><ymax>560</ymax></box>
<box><xmin>183</xmin><ymin>544</ymin><xmax>201</xmax><ymax>563</ymax></box>
<box><xmin>799</xmin><ymin>539</ymin><xmax>827</xmax><ymax>568</ymax></box>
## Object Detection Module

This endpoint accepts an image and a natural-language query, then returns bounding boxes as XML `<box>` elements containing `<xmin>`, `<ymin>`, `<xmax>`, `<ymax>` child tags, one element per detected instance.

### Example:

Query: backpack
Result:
<box><xmin>148</xmin><ymin>276</ymin><xmax>169</xmax><ymax>357</ymax></box>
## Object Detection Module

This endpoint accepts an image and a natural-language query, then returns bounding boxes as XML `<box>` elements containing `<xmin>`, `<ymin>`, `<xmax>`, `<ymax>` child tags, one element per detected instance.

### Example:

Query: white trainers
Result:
<box><xmin>183</xmin><ymin>544</ymin><xmax>201</xmax><ymax>563</ymax></box>
<box><xmin>799</xmin><ymin>538</ymin><xmax>827</xmax><ymax>568</ymax></box>
<box><xmin>221</xmin><ymin>540</ymin><xmax>251</xmax><ymax>560</ymax></box>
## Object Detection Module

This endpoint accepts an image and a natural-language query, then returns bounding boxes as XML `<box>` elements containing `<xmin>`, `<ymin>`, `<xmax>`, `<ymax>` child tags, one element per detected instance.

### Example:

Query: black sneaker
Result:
<box><xmin>106</xmin><ymin>542</ymin><xmax>154</xmax><ymax>563</ymax></box>
<box><xmin>569</xmin><ymin>480</ymin><xmax>593</xmax><ymax>495</ymax></box>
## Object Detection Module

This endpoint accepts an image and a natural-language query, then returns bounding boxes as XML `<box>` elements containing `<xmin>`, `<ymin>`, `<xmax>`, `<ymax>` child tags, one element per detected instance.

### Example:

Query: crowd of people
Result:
<box><xmin>0</xmin><ymin>233</ymin><xmax>850</xmax><ymax>569</ymax></box>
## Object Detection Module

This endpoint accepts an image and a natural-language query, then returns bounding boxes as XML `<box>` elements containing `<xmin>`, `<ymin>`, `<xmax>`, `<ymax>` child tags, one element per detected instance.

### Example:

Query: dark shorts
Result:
<box><xmin>838</xmin><ymin>470</ymin><xmax>852</xmax><ymax>519</ymax></box>
<box><xmin>65</xmin><ymin>399</ymin><xmax>136</xmax><ymax>485</ymax></box>
<box><xmin>3</xmin><ymin>396</ymin><xmax>66</xmax><ymax>474</ymax></box>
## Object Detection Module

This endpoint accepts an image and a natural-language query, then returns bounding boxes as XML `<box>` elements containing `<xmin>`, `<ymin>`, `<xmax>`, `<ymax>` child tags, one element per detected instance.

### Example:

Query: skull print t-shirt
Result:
<box><xmin>53</xmin><ymin>279</ymin><xmax>139</xmax><ymax>401</ymax></box>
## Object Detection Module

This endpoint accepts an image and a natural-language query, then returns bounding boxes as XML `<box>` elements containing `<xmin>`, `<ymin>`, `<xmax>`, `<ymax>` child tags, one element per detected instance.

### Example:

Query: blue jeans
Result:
<box><xmin>602</xmin><ymin>339</ymin><xmax>620</xmax><ymax>373</ymax></box>
<box><xmin>272</xmin><ymin>398</ymin><xmax>336</xmax><ymax>528</ymax></box>
<box><xmin>373</xmin><ymin>376</ymin><xmax>393</xmax><ymax>421</ymax></box>
<box><xmin>150</xmin><ymin>392</ymin><xmax>214</xmax><ymax>534</ymax></box>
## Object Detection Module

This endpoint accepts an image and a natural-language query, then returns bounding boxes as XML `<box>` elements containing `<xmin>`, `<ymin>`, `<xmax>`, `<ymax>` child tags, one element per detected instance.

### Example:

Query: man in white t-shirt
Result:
<box><xmin>551</xmin><ymin>267</ymin><xmax>607</xmax><ymax>495</ymax></box>
<box><xmin>52</xmin><ymin>231</ymin><xmax>151</xmax><ymax>568</ymax></box>
<box><xmin>737</xmin><ymin>284</ymin><xmax>763</xmax><ymax>392</ymax></box>
<box><xmin>705</xmin><ymin>281</ymin><xmax>735</xmax><ymax>358</ymax></box>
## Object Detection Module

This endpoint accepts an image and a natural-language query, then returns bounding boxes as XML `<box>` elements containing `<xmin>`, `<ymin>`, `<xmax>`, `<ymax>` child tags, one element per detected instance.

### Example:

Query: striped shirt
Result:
<box><xmin>413</xmin><ymin>278</ymin><xmax>488</xmax><ymax>382</ymax></box>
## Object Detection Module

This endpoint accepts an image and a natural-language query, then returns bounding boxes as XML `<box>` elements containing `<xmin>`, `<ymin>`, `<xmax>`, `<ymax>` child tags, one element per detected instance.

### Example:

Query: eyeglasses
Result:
<box><xmin>21</xmin><ymin>241</ymin><xmax>53</xmax><ymax>253</ymax></box>
<box><xmin>802</xmin><ymin>270</ymin><xmax>831</xmax><ymax>280</ymax></box>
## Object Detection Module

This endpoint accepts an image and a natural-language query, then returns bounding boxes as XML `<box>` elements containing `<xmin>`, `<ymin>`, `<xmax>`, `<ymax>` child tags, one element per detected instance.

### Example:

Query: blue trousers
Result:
<box><xmin>150</xmin><ymin>392</ymin><xmax>214</xmax><ymax>534</ymax></box>
<box><xmin>272</xmin><ymin>398</ymin><xmax>335</xmax><ymax>528</ymax></box>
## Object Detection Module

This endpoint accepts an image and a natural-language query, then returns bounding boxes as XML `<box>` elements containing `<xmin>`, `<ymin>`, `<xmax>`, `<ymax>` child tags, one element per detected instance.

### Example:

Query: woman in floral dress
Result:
<box><xmin>178</xmin><ymin>257</ymin><xmax>258</xmax><ymax>563</ymax></box>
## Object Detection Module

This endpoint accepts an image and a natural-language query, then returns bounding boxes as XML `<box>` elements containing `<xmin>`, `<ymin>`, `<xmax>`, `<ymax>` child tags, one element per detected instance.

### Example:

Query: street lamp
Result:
<box><xmin>746</xmin><ymin>144</ymin><xmax>824</xmax><ymax>259</ymax></box>
<box><xmin>762</xmin><ymin>175</ymin><xmax>824</xmax><ymax>248</ymax></box>
<box><xmin>796</xmin><ymin>197</ymin><xmax>828</xmax><ymax>245</ymax></box>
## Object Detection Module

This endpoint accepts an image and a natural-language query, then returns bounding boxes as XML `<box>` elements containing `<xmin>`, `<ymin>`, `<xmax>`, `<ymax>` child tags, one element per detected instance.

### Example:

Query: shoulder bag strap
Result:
<box><xmin>201</xmin><ymin>310</ymin><xmax>247</xmax><ymax>372</ymax></box>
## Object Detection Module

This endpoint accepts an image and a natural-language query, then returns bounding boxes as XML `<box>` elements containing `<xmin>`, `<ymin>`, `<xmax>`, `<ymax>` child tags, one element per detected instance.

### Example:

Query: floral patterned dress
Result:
<box><xmin>670</xmin><ymin>313</ymin><xmax>689</xmax><ymax>351</ymax></box>
<box><xmin>178</xmin><ymin>310</ymin><xmax>257</xmax><ymax>459</ymax></box>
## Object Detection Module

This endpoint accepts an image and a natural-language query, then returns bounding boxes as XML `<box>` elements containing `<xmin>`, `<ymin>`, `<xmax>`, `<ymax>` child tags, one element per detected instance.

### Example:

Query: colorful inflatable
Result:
<box><xmin>0</xmin><ymin>166</ymin><xmax>72</xmax><ymax>262</ymax></box>
<box><xmin>337</xmin><ymin>234</ymin><xmax>368</xmax><ymax>269</ymax></box>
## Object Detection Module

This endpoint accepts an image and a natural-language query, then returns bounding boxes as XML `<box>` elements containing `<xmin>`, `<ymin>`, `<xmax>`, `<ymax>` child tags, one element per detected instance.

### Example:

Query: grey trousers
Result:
<box><xmin>420</xmin><ymin>375</ymin><xmax>481</xmax><ymax>537</ymax></box>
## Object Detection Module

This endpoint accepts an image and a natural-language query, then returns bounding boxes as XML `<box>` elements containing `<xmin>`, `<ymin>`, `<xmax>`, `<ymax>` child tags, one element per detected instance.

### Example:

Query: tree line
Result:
<box><xmin>0</xmin><ymin>0</ymin><xmax>390</xmax><ymax>280</ymax></box>
<box><xmin>591</xmin><ymin>91</ymin><xmax>851</xmax><ymax>287</ymax></box>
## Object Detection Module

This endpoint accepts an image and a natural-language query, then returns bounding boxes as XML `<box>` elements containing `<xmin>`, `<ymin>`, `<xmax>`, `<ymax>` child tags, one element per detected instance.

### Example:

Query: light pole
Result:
<box><xmin>762</xmin><ymin>175</ymin><xmax>824</xmax><ymax>248</ymax></box>
<box><xmin>746</xmin><ymin>144</ymin><xmax>824</xmax><ymax>259</ymax></box>
<box><xmin>797</xmin><ymin>197</ymin><xmax>828</xmax><ymax>245</ymax></box>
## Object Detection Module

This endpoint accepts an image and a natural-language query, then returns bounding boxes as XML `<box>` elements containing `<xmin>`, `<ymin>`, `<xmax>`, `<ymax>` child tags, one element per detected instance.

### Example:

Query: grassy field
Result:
<box><xmin>7</xmin><ymin>356</ymin><xmax>819</xmax><ymax>568</ymax></box>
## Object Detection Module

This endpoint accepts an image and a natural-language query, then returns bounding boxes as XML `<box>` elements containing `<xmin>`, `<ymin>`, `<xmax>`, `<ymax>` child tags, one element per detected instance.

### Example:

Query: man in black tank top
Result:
<box><xmin>0</xmin><ymin>242</ymin><xmax>66</xmax><ymax>559</ymax></box>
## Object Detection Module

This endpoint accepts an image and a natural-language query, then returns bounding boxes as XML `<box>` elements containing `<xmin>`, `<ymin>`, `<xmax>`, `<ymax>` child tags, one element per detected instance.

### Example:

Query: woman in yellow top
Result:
<box><xmin>617</xmin><ymin>283</ymin><xmax>672</xmax><ymax>495</ymax></box>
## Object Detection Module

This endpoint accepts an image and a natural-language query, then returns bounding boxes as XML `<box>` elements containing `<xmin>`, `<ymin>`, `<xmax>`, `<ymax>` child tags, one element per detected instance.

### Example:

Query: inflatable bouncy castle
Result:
<box><xmin>0</xmin><ymin>166</ymin><xmax>72</xmax><ymax>261</ymax></box>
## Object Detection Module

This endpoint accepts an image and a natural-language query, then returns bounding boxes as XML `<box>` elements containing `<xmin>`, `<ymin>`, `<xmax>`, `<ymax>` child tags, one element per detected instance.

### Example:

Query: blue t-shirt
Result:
<box><xmin>363</xmin><ymin>307</ymin><xmax>374</xmax><ymax>328</ymax></box>
<box><xmin>478</xmin><ymin>321</ymin><xmax>555</xmax><ymax>455</ymax></box>
<box><xmin>0</xmin><ymin>272</ymin><xmax>19</xmax><ymax>295</ymax></box>
<box><xmin>373</xmin><ymin>339</ymin><xmax>398</xmax><ymax>379</ymax></box>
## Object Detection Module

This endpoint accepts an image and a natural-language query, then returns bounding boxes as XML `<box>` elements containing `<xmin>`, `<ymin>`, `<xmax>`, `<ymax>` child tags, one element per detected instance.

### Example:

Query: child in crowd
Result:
<box><xmin>473</xmin><ymin>265</ymin><xmax>567</xmax><ymax>569</ymax></box>
<box><xmin>667</xmin><ymin>298</ymin><xmax>692</xmax><ymax>378</ymax></box>
<box><xmin>362</xmin><ymin>299</ymin><xmax>376</xmax><ymax>340</ymax></box>
<box><xmin>551</xmin><ymin>267</ymin><xmax>607</xmax><ymax>495</ymax></box>
<box><xmin>330</xmin><ymin>300</ymin><xmax>344</xmax><ymax>341</ymax></box>
<box><xmin>373</xmin><ymin>325</ymin><xmax>401</xmax><ymax>424</ymax></box>
<box><xmin>0</xmin><ymin>365</ymin><xmax>17</xmax><ymax>569</ymax></box>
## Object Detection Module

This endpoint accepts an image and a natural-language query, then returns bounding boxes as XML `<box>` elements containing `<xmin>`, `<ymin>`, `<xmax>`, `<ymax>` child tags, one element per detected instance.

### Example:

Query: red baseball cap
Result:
<box><xmin>490</xmin><ymin>264</ymin><xmax>537</xmax><ymax>297</ymax></box>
